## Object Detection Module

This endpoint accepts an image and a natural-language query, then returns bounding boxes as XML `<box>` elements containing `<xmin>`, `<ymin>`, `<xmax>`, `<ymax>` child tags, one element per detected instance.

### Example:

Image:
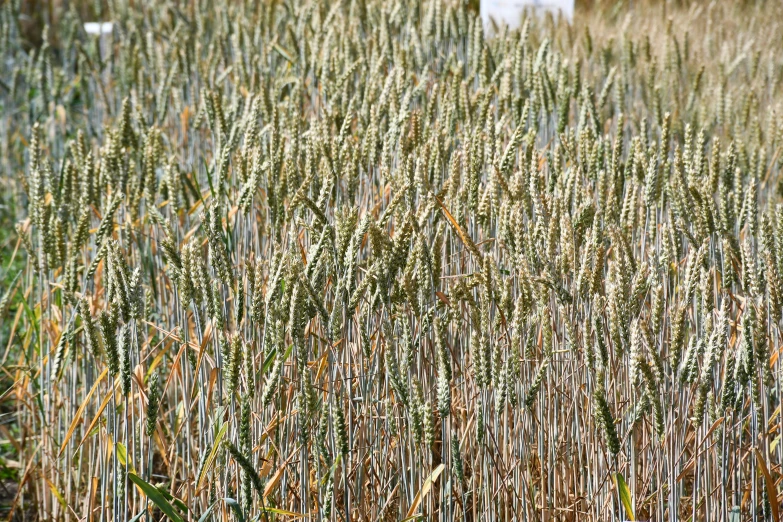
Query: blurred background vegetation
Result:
<box><xmin>9</xmin><ymin>0</ymin><xmax>735</xmax><ymax>50</ymax></box>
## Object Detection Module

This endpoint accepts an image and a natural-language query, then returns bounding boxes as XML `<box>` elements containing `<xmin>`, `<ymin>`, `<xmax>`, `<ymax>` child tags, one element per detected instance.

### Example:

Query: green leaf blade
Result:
<box><xmin>128</xmin><ymin>473</ymin><xmax>185</xmax><ymax>522</ymax></box>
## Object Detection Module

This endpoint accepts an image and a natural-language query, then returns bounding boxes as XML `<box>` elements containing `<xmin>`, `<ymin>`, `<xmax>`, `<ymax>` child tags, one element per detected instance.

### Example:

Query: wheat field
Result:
<box><xmin>2</xmin><ymin>0</ymin><xmax>783</xmax><ymax>520</ymax></box>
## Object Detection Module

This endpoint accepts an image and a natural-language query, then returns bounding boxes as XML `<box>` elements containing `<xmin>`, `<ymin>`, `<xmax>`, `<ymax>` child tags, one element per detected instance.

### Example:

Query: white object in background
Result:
<box><xmin>83</xmin><ymin>23</ymin><xmax>114</xmax><ymax>84</ymax></box>
<box><xmin>83</xmin><ymin>22</ymin><xmax>114</xmax><ymax>35</ymax></box>
<box><xmin>481</xmin><ymin>0</ymin><xmax>574</xmax><ymax>30</ymax></box>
